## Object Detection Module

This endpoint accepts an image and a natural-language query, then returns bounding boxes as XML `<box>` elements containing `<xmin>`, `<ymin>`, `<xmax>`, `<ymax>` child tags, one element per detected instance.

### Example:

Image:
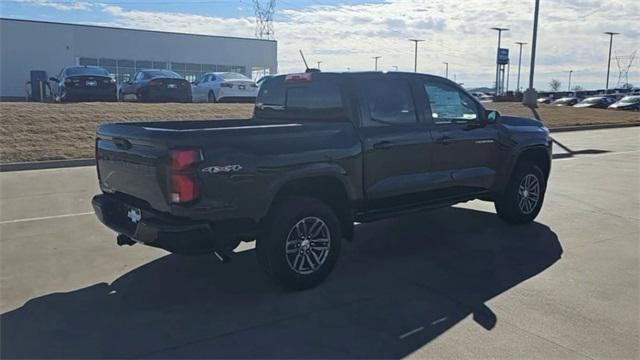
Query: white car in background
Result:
<box><xmin>191</xmin><ymin>72</ymin><xmax>258</xmax><ymax>103</ymax></box>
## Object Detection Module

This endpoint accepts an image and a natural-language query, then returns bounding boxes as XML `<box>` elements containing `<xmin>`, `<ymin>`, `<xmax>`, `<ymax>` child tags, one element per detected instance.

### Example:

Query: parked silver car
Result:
<box><xmin>191</xmin><ymin>72</ymin><xmax>258</xmax><ymax>103</ymax></box>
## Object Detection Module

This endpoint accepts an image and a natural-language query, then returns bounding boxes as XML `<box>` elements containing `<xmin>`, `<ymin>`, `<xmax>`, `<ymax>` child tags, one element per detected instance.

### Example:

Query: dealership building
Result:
<box><xmin>0</xmin><ymin>18</ymin><xmax>278</xmax><ymax>99</ymax></box>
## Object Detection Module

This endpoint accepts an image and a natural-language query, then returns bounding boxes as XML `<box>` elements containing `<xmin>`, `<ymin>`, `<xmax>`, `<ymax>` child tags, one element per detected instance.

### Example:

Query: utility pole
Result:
<box><xmin>491</xmin><ymin>27</ymin><xmax>509</xmax><ymax>96</ymax></box>
<box><xmin>515</xmin><ymin>41</ymin><xmax>527</xmax><ymax>92</ymax></box>
<box><xmin>409</xmin><ymin>39</ymin><xmax>424</xmax><ymax>72</ymax></box>
<box><xmin>523</xmin><ymin>0</ymin><xmax>540</xmax><ymax>107</ymax></box>
<box><xmin>373</xmin><ymin>56</ymin><xmax>381</xmax><ymax>71</ymax></box>
<box><xmin>316</xmin><ymin>61</ymin><xmax>322</xmax><ymax>69</ymax></box>
<box><xmin>604</xmin><ymin>32</ymin><xmax>620</xmax><ymax>94</ymax></box>
<box><xmin>506</xmin><ymin>60</ymin><xmax>510</xmax><ymax>93</ymax></box>
<box><xmin>443</xmin><ymin>62</ymin><xmax>449</xmax><ymax>79</ymax></box>
<box><xmin>568</xmin><ymin>70</ymin><xmax>573</xmax><ymax>91</ymax></box>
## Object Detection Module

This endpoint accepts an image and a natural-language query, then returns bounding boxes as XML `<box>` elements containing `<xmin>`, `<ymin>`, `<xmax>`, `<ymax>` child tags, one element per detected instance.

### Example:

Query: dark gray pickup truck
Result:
<box><xmin>92</xmin><ymin>71</ymin><xmax>552</xmax><ymax>289</ymax></box>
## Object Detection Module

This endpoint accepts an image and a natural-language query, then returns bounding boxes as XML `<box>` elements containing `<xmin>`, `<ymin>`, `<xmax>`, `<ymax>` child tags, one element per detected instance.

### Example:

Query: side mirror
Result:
<box><xmin>49</xmin><ymin>77</ymin><xmax>59</xmax><ymax>82</ymax></box>
<box><xmin>486</xmin><ymin>109</ymin><xmax>500</xmax><ymax>123</ymax></box>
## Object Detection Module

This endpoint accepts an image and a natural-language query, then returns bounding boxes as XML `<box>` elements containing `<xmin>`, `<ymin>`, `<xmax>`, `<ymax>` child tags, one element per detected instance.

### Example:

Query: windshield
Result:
<box><xmin>144</xmin><ymin>70</ymin><xmax>182</xmax><ymax>79</ymax></box>
<box><xmin>217</xmin><ymin>72</ymin><xmax>250</xmax><ymax>81</ymax></box>
<box><xmin>65</xmin><ymin>67</ymin><xmax>110</xmax><ymax>76</ymax></box>
<box><xmin>580</xmin><ymin>97</ymin><xmax>604</xmax><ymax>104</ymax></box>
<box><xmin>619</xmin><ymin>96</ymin><xmax>640</xmax><ymax>104</ymax></box>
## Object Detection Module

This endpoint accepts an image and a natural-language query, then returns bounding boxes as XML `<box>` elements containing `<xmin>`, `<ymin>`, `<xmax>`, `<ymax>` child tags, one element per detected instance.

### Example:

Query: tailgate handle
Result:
<box><xmin>113</xmin><ymin>137</ymin><xmax>132</xmax><ymax>150</ymax></box>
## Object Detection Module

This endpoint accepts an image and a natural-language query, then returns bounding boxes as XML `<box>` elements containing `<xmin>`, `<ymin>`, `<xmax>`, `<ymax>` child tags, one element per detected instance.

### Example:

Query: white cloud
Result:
<box><xmin>21</xmin><ymin>0</ymin><xmax>91</xmax><ymax>11</ymax></box>
<box><xmin>29</xmin><ymin>0</ymin><xmax>640</xmax><ymax>89</ymax></box>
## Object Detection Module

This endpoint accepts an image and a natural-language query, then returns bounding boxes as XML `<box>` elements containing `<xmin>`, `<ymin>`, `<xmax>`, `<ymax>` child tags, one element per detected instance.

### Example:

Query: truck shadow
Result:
<box><xmin>0</xmin><ymin>206</ymin><xmax>562</xmax><ymax>358</ymax></box>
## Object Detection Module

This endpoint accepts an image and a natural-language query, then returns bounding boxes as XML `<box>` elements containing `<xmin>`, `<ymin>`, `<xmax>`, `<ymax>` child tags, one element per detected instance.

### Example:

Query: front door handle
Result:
<box><xmin>373</xmin><ymin>141</ymin><xmax>393</xmax><ymax>150</ymax></box>
<box><xmin>437</xmin><ymin>136</ymin><xmax>452</xmax><ymax>145</ymax></box>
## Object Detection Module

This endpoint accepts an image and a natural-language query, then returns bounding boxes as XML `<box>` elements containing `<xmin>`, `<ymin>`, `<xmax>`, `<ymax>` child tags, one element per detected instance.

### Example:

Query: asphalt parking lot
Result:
<box><xmin>1</xmin><ymin>127</ymin><xmax>638</xmax><ymax>359</ymax></box>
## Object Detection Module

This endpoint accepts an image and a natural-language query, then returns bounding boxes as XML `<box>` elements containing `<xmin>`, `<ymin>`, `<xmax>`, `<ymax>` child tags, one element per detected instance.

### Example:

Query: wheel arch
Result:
<box><xmin>263</xmin><ymin>171</ymin><xmax>355</xmax><ymax>241</ymax></box>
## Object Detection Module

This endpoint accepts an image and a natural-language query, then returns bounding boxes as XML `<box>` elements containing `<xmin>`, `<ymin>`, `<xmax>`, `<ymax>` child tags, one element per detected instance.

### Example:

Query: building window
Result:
<box><xmin>153</xmin><ymin>61</ymin><xmax>167</xmax><ymax>69</ymax></box>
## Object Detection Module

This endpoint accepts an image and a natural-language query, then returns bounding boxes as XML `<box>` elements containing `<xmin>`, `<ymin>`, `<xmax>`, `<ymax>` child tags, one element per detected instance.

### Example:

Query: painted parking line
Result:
<box><xmin>0</xmin><ymin>211</ymin><xmax>95</xmax><ymax>225</ymax></box>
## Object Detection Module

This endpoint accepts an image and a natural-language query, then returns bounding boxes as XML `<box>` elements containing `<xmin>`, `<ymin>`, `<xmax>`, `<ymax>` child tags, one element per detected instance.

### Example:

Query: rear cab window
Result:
<box><xmin>255</xmin><ymin>73</ymin><xmax>348</xmax><ymax>121</ymax></box>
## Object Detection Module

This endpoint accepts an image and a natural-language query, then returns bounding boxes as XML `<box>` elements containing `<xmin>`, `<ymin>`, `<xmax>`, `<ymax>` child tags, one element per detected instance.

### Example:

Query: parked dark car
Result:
<box><xmin>92</xmin><ymin>71</ymin><xmax>552</xmax><ymax>290</ymax></box>
<box><xmin>119</xmin><ymin>69</ymin><xmax>191</xmax><ymax>103</ymax></box>
<box><xmin>608</xmin><ymin>95</ymin><xmax>640</xmax><ymax>111</ymax></box>
<box><xmin>50</xmin><ymin>66</ymin><xmax>117</xmax><ymax>102</ymax></box>
<box><xmin>551</xmin><ymin>97</ymin><xmax>580</xmax><ymax>106</ymax></box>
<box><xmin>573</xmin><ymin>96</ymin><xmax>616</xmax><ymax>109</ymax></box>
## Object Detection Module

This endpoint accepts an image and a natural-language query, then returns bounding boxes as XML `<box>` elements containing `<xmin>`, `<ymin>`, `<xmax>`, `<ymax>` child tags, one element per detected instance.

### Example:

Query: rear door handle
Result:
<box><xmin>437</xmin><ymin>136</ymin><xmax>452</xmax><ymax>145</ymax></box>
<box><xmin>373</xmin><ymin>141</ymin><xmax>393</xmax><ymax>150</ymax></box>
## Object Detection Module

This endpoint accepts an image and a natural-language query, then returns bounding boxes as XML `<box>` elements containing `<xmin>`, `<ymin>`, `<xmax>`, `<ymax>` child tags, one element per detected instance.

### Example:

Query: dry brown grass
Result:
<box><xmin>1</xmin><ymin>101</ymin><xmax>638</xmax><ymax>163</ymax></box>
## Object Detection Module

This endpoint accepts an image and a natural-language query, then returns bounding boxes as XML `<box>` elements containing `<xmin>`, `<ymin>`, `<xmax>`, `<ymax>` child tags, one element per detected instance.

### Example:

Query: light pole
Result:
<box><xmin>491</xmin><ymin>27</ymin><xmax>509</xmax><ymax>96</ymax></box>
<box><xmin>523</xmin><ymin>0</ymin><xmax>540</xmax><ymax>107</ymax></box>
<box><xmin>409</xmin><ymin>39</ymin><xmax>424</xmax><ymax>72</ymax></box>
<box><xmin>443</xmin><ymin>62</ymin><xmax>449</xmax><ymax>79</ymax></box>
<box><xmin>568</xmin><ymin>70</ymin><xmax>573</xmax><ymax>91</ymax></box>
<box><xmin>373</xmin><ymin>56</ymin><xmax>381</xmax><ymax>71</ymax></box>
<box><xmin>316</xmin><ymin>61</ymin><xmax>322</xmax><ymax>69</ymax></box>
<box><xmin>604</xmin><ymin>32</ymin><xmax>620</xmax><ymax>94</ymax></box>
<box><xmin>515</xmin><ymin>41</ymin><xmax>527</xmax><ymax>92</ymax></box>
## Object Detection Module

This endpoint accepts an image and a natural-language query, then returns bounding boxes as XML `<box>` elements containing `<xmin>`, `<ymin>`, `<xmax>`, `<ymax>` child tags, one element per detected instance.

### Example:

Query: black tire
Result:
<box><xmin>495</xmin><ymin>162</ymin><xmax>546</xmax><ymax>224</ymax></box>
<box><xmin>207</xmin><ymin>91</ymin><xmax>217</xmax><ymax>103</ymax></box>
<box><xmin>256</xmin><ymin>196</ymin><xmax>342</xmax><ymax>290</ymax></box>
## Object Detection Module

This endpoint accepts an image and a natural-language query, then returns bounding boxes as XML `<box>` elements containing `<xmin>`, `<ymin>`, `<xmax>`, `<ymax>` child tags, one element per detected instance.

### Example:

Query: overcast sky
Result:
<box><xmin>2</xmin><ymin>0</ymin><xmax>638</xmax><ymax>90</ymax></box>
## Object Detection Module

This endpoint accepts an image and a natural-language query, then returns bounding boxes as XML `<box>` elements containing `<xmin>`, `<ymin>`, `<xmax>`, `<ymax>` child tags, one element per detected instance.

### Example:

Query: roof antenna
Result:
<box><xmin>300</xmin><ymin>50</ymin><xmax>320</xmax><ymax>73</ymax></box>
<box><xmin>299</xmin><ymin>49</ymin><xmax>310</xmax><ymax>71</ymax></box>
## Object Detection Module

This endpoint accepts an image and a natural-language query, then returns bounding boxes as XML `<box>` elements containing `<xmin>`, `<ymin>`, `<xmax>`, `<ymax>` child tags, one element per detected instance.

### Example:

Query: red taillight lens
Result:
<box><xmin>220</xmin><ymin>83</ymin><xmax>233</xmax><ymax>88</ymax></box>
<box><xmin>149</xmin><ymin>80</ymin><xmax>163</xmax><ymax>86</ymax></box>
<box><xmin>170</xmin><ymin>174</ymin><xmax>198</xmax><ymax>203</ymax></box>
<box><xmin>285</xmin><ymin>73</ymin><xmax>312</xmax><ymax>83</ymax></box>
<box><xmin>169</xmin><ymin>149</ymin><xmax>202</xmax><ymax>203</ymax></box>
<box><xmin>169</xmin><ymin>149</ymin><xmax>200</xmax><ymax>171</ymax></box>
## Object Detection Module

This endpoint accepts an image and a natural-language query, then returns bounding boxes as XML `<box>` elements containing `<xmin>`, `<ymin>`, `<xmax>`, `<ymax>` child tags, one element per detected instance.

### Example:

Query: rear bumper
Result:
<box><xmin>92</xmin><ymin>194</ymin><xmax>221</xmax><ymax>255</ymax></box>
<box><xmin>144</xmin><ymin>88</ymin><xmax>191</xmax><ymax>102</ymax></box>
<box><xmin>62</xmin><ymin>86</ymin><xmax>117</xmax><ymax>102</ymax></box>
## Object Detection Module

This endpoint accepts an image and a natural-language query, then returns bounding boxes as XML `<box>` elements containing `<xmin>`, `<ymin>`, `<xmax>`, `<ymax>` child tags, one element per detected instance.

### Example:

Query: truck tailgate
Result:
<box><xmin>96</xmin><ymin>129</ymin><xmax>170</xmax><ymax>212</ymax></box>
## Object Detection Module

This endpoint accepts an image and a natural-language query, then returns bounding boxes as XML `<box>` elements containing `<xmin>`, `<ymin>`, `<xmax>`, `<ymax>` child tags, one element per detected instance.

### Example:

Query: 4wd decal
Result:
<box><xmin>201</xmin><ymin>165</ymin><xmax>243</xmax><ymax>174</ymax></box>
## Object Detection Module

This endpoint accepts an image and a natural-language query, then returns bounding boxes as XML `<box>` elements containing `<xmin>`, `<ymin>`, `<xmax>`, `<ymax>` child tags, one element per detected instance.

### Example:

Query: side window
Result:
<box><xmin>363</xmin><ymin>79</ymin><xmax>416</xmax><ymax>126</ymax></box>
<box><xmin>201</xmin><ymin>75</ymin><xmax>209</xmax><ymax>83</ymax></box>
<box><xmin>423</xmin><ymin>82</ymin><xmax>478</xmax><ymax>124</ymax></box>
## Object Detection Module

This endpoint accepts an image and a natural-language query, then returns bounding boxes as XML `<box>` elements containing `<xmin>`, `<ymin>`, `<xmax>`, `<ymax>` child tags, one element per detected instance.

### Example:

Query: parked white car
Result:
<box><xmin>191</xmin><ymin>72</ymin><xmax>258</xmax><ymax>103</ymax></box>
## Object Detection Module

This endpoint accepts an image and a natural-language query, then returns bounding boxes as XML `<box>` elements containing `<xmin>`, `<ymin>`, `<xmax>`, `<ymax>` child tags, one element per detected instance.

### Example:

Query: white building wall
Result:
<box><xmin>0</xmin><ymin>18</ymin><xmax>277</xmax><ymax>98</ymax></box>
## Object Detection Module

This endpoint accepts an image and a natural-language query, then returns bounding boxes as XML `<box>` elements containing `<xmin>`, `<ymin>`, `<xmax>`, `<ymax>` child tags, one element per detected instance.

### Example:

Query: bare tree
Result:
<box><xmin>571</xmin><ymin>85</ymin><xmax>584</xmax><ymax>91</ymax></box>
<box><xmin>549</xmin><ymin>79</ymin><xmax>562</xmax><ymax>92</ymax></box>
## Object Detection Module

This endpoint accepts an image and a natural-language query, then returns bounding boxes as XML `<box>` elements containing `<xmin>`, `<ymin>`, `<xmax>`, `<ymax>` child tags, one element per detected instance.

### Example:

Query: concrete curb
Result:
<box><xmin>549</xmin><ymin>122</ymin><xmax>639</xmax><ymax>133</ymax></box>
<box><xmin>0</xmin><ymin>122</ymin><xmax>638</xmax><ymax>172</ymax></box>
<box><xmin>0</xmin><ymin>159</ymin><xmax>95</xmax><ymax>172</ymax></box>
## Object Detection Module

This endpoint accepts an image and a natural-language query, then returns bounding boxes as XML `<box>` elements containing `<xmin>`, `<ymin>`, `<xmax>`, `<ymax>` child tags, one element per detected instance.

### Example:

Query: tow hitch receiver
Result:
<box><xmin>117</xmin><ymin>234</ymin><xmax>136</xmax><ymax>246</ymax></box>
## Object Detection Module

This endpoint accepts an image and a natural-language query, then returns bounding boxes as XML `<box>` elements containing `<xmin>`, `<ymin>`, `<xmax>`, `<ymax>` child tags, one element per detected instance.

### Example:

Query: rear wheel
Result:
<box><xmin>495</xmin><ymin>162</ymin><xmax>546</xmax><ymax>224</ymax></box>
<box><xmin>257</xmin><ymin>197</ymin><xmax>341</xmax><ymax>290</ymax></box>
<box><xmin>207</xmin><ymin>91</ymin><xmax>217</xmax><ymax>103</ymax></box>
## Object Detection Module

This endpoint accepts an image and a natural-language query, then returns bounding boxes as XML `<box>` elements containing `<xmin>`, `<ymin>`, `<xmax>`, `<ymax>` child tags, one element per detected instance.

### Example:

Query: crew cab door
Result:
<box><xmin>420</xmin><ymin>78</ymin><xmax>499</xmax><ymax>191</ymax></box>
<box><xmin>357</xmin><ymin>76</ymin><xmax>434</xmax><ymax>200</ymax></box>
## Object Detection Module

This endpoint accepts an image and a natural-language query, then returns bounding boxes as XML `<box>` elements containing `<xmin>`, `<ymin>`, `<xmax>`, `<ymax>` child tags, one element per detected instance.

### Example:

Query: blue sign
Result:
<box><xmin>497</xmin><ymin>48</ymin><xmax>509</xmax><ymax>64</ymax></box>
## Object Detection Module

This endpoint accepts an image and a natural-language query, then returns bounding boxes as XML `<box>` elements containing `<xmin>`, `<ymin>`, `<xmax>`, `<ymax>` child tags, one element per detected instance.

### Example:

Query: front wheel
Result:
<box><xmin>256</xmin><ymin>197</ymin><xmax>342</xmax><ymax>290</ymax></box>
<box><xmin>495</xmin><ymin>163</ymin><xmax>547</xmax><ymax>224</ymax></box>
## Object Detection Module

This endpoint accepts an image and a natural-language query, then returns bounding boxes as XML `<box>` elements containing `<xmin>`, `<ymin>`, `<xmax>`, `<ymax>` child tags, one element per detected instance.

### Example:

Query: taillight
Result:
<box><xmin>149</xmin><ymin>80</ymin><xmax>163</xmax><ymax>86</ymax></box>
<box><xmin>285</xmin><ymin>73</ymin><xmax>312</xmax><ymax>83</ymax></box>
<box><xmin>220</xmin><ymin>83</ymin><xmax>233</xmax><ymax>88</ymax></box>
<box><xmin>169</xmin><ymin>149</ymin><xmax>202</xmax><ymax>204</ymax></box>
